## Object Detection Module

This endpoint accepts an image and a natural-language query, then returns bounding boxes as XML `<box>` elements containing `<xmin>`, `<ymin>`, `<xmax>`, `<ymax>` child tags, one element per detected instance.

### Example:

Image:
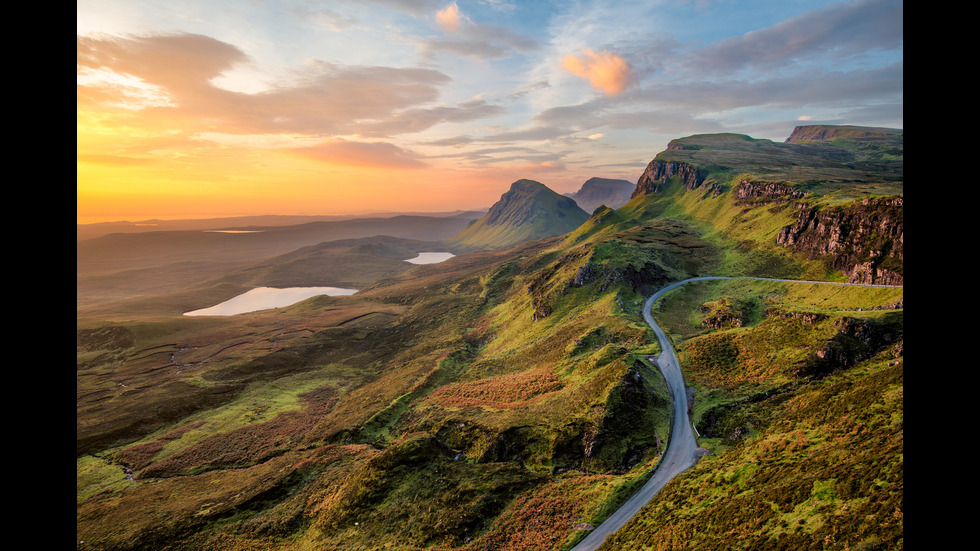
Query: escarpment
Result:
<box><xmin>733</xmin><ymin>179</ymin><xmax>807</xmax><ymax>204</ymax></box>
<box><xmin>777</xmin><ymin>196</ymin><xmax>903</xmax><ymax>285</ymax></box>
<box><xmin>631</xmin><ymin>159</ymin><xmax>707</xmax><ymax>197</ymax></box>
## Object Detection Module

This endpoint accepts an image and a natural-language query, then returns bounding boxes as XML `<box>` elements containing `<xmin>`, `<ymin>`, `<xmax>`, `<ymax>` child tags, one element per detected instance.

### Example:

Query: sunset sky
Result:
<box><xmin>77</xmin><ymin>0</ymin><xmax>903</xmax><ymax>224</ymax></box>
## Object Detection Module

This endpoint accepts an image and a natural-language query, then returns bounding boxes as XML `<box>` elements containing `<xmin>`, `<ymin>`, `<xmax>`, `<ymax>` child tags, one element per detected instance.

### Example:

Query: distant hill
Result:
<box><xmin>77</xmin><ymin>214</ymin><xmax>481</xmax><ymax>276</ymax></box>
<box><xmin>565</xmin><ymin>177</ymin><xmax>635</xmax><ymax>213</ymax></box>
<box><xmin>447</xmin><ymin>179</ymin><xmax>590</xmax><ymax>251</ymax></box>
<box><xmin>76</xmin><ymin>211</ymin><xmax>485</xmax><ymax>241</ymax></box>
<box><xmin>784</xmin><ymin>124</ymin><xmax>903</xmax><ymax>144</ymax></box>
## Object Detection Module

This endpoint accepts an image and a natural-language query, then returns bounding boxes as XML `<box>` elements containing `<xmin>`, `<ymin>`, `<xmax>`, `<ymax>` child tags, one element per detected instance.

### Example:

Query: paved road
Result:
<box><xmin>569</xmin><ymin>276</ymin><xmax>902</xmax><ymax>550</ymax></box>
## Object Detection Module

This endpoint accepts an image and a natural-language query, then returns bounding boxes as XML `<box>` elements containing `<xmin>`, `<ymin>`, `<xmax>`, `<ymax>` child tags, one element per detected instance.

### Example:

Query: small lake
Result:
<box><xmin>405</xmin><ymin>252</ymin><xmax>455</xmax><ymax>264</ymax></box>
<box><xmin>184</xmin><ymin>286</ymin><xmax>358</xmax><ymax>316</ymax></box>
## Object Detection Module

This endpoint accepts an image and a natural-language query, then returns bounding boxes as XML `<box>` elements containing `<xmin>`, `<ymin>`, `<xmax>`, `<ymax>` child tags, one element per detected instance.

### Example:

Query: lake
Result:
<box><xmin>405</xmin><ymin>252</ymin><xmax>455</xmax><ymax>264</ymax></box>
<box><xmin>184</xmin><ymin>286</ymin><xmax>358</xmax><ymax>316</ymax></box>
<box><xmin>183</xmin><ymin>252</ymin><xmax>455</xmax><ymax>316</ymax></box>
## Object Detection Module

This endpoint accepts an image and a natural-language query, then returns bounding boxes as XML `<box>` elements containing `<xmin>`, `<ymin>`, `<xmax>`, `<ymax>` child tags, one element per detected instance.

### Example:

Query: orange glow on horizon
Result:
<box><xmin>75</xmin><ymin>31</ymin><xmax>629</xmax><ymax>225</ymax></box>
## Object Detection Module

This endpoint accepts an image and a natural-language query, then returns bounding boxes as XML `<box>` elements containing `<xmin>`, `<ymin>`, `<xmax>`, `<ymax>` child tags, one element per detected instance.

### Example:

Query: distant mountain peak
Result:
<box><xmin>565</xmin><ymin>177</ymin><xmax>635</xmax><ymax>213</ymax></box>
<box><xmin>448</xmin><ymin>179</ymin><xmax>589</xmax><ymax>251</ymax></box>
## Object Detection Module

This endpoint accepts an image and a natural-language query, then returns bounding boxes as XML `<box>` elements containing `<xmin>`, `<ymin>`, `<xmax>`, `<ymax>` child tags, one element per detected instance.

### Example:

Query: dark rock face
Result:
<box><xmin>733</xmin><ymin>179</ymin><xmax>807</xmax><ymax>204</ymax></box>
<box><xmin>631</xmin><ymin>160</ymin><xmax>707</xmax><ymax>198</ymax></box>
<box><xmin>777</xmin><ymin>196</ymin><xmax>903</xmax><ymax>285</ymax></box>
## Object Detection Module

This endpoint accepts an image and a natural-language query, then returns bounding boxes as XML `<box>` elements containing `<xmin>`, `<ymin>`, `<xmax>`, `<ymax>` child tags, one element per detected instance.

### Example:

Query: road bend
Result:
<box><xmin>569</xmin><ymin>276</ymin><xmax>902</xmax><ymax>551</ymax></box>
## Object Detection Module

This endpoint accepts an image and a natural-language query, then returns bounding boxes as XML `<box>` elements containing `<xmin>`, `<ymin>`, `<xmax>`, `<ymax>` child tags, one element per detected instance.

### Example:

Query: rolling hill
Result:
<box><xmin>77</xmin><ymin>125</ymin><xmax>902</xmax><ymax>551</ymax></box>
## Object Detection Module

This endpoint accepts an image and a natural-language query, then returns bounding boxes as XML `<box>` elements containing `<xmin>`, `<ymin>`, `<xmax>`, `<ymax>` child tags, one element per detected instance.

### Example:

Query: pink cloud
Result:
<box><xmin>435</xmin><ymin>2</ymin><xmax>467</xmax><ymax>33</ymax></box>
<box><xmin>562</xmin><ymin>49</ymin><xmax>633</xmax><ymax>96</ymax></box>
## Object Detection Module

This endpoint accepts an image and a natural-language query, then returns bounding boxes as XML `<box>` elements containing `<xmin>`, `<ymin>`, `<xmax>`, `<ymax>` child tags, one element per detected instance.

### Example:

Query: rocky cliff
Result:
<box><xmin>631</xmin><ymin>159</ymin><xmax>707</xmax><ymax>198</ymax></box>
<box><xmin>732</xmin><ymin>179</ymin><xmax>807</xmax><ymax>204</ymax></box>
<box><xmin>777</xmin><ymin>196</ymin><xmax>903</xmax><ymax>285</ymax></box>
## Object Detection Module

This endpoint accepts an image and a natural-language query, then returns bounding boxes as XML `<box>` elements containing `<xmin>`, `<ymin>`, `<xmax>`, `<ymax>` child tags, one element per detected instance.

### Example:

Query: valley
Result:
<box><xmin>77</xmin><ymin>125</ymin><xmax>903</xmax><ymax>551</ymax></box>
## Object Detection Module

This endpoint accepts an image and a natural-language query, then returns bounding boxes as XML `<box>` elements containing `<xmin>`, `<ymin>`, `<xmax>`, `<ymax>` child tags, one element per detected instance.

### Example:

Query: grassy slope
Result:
<box><xmin>601</xmin><ymin>278</ymin><xmax>903</xmax><ymax>550</ymax></box>
<box><xmin>76</xmin><ymin>225</ymin><xmax>685</xmax><ymax>550</ymax></box>
<box><xmin>77</xmin><ymin>129</ymin><xmax>902</xmax><ymax>551</ymax></box>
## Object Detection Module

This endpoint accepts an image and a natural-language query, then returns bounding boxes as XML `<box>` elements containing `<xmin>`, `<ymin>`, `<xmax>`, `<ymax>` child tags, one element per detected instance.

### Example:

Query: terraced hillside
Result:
<box><xmin>77</xmin><ymin>125</ymin><xmax>902</xmax><ymax>551</ymax></box>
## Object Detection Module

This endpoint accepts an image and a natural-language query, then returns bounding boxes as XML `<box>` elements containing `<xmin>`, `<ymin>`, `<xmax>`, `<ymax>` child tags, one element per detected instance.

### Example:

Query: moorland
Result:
<box><xmin>77</xmin><ymin>124</ymin><xmax>902</xmax><ymax>551</ymax></box>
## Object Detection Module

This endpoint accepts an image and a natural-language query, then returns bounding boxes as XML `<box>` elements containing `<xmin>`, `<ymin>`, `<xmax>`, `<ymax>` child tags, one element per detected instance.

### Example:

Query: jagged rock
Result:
<box><xmin>733</xmin><ymin>179</ymin><xmax>807</xmax><ymax>204</ymax></box>
<box><xmin>777</xmin><ymin>196</ymin><xmax>903</xmax><ymax>285</ymax></box>
<box><xmin>631</xmin><ymin>160</ymin><xmax>707</xmax><ymax>198</ymax></box>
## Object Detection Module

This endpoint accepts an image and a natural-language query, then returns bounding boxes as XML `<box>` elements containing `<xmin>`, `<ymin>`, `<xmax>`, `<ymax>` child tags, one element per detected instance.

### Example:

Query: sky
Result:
<box><xmin>77</xmin><ymin>0</ymin><xmax>903</xmax><ymax>224</ymax></box>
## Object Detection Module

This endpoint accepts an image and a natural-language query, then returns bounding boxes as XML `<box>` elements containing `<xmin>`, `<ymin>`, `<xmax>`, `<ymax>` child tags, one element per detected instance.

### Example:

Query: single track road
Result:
<box><xmin>569</xmin><ymin>276</ymin><xmax>902</xmax><ymax>550</ymax></box>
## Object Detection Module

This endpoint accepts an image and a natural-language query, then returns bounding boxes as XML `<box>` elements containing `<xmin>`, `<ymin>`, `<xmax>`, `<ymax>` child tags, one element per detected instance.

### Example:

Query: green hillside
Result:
<box><xmin>77</xmin><ymin>125</ymin><xmax>902</xmax><ymax>551</ymax></box>
<box><xmin>447</xmin><ymin>179</ymin><xmax>591</xmax><ymax>252</ymax></box>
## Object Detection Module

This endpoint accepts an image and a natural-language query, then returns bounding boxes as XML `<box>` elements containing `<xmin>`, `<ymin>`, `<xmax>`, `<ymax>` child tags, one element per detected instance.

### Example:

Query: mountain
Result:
<box><xmin>77</xmin><ymin>125</ymin><xmax>902</xmax><ymax>551</ymax></box>
<box><xmin>565</xmin><ymin>176</ymin><xmax>635</xmax><ymax>213</ymax></box>
<box><xmin>446</xmin><ymin>179</ymin><xmax>590</xmax><ymax>252</ymax></box>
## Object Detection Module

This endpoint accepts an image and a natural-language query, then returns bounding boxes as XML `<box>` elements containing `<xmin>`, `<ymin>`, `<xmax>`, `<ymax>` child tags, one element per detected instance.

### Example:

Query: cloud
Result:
<box><xmin>561</xmin><ymin>49</ymin><xmax>632</xmax><ymax>95</ymax></box>
<box><xmin>419</xmin><ymin>2</ymin><xmax>538</xmax><ymax>60</ymax></box>
<box><xmin>358</xmin><ymin>97</ymin><xmax>506</xmax><ymax>137</ymax></box>
<box><xmin>435</xmin><ymin>2</ymin><xmax>467</xmax><ymax>33</ymax></box>
<box><xmin>288</xmin><ymin>139</ymin><xmax>428</xmax><ymax>169</ymax></box>
<box><xmin>683</xmin><ymin>0</ymin><xmax>903</xmax><ymax>75</ymax></box>
<box><xmin>76</xmin><ymin>32</ymin><xmax>465</xmax><ymax>138</ymax></box>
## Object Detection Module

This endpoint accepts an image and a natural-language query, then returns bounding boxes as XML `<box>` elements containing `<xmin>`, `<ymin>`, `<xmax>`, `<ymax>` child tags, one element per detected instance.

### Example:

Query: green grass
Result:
<box><xmin>77</xmin><ymin>128</ymin><xmax>902</xmax><ymax>551</ymax></box>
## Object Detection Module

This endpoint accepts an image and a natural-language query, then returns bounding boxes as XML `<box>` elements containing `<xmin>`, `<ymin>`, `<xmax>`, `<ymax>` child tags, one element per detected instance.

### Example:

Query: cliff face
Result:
<box><xmin>631</xmin><ymin>160</ymin><xmax>707</xmax><ymax>198</ymax></box>
<box><xmin>732</xmin><ymin>179</ymin><xmax>807</xmax><ymax>204</ymax></box>
<box><xmin>777</xmin><ymin>196</ymin><xmax>903</xmax><ymax>285</ymax></box>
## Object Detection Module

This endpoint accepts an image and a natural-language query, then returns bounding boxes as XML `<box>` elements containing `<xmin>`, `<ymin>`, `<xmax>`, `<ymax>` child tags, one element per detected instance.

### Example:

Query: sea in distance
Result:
<box><xmin>184</xmin><ymin>252</ymin><xmax>455</xmax><ymax>316</ymax></box>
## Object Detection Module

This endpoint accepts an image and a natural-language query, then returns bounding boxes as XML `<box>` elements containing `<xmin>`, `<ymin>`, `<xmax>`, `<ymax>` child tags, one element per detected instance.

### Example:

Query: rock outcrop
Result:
<box><xmin>631</xmin><ymin>160</ymin><xmax>707</xmax><ymax>198</ymax></box>
<box><xmin>777</xmin><ymin>196</ymin><xmax>903</xmax><ymax>285</ymax></box>
<box><xmin>733</xmin><ymin>179</ymin><xmax>807</xmax><ymax>204</ymax></box>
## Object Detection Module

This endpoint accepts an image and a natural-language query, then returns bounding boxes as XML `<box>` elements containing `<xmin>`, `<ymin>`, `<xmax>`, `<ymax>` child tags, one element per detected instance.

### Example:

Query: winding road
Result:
<box><xmin>569</xmin><ymin>276</ymin><xmax>902</xmax><ymax>551</ymax></box>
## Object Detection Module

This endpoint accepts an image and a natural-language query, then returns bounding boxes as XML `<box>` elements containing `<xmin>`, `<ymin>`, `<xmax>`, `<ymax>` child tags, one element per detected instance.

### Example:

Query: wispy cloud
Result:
<box><xmin>288</xmin><ymin>139</ymin><xmax>429</xmax><ymax>169</ymax></box>
<box><xmin>76</xmin><ymin>32</ymin><xmax>463</xmax><ymax>138</ymax></box>
<box><xmin>418</xmin><ymin>1</ymin><xmax>539</xmax><ymax>61</ymax></box>
<box><xmin>682</xmin><ymin>0</ymin><xmax>903</xmax><ymax>75</ymax></box>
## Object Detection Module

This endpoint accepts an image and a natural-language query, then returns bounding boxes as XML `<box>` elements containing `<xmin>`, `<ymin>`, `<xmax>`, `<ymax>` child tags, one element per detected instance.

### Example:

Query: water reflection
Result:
<box><xmin>405</xmin><ymin>252</ymin><xmax>455</xmax><ymax>264</ymax></box>
<box><xmin>184</xmin><ymin>286</ymin><xmax>357</xmax><ymax>316</ymax></box>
